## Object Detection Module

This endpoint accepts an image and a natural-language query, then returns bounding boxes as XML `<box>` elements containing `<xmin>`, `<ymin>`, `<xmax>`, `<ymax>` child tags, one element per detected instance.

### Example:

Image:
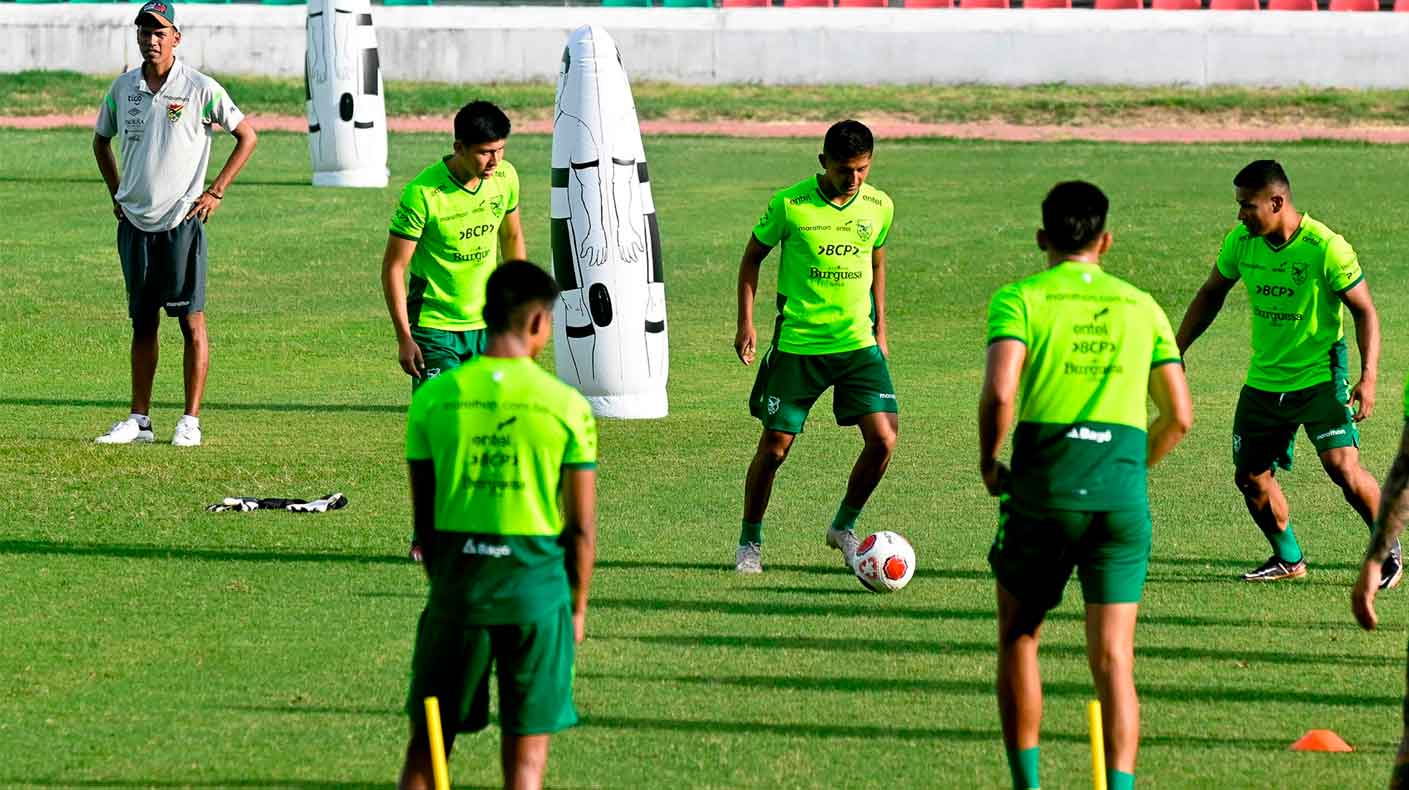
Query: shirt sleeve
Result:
<box><xmin>873</xmin><ymin>196</ymin><xmax>894</xmax><ymax>249</ymax></box>
<box><xmin>96</xmin><ymin>84</ymin><xmax>118</xmax><ymax>138</ymax></box>
<box><xmin>751</xmin><ymin>192</ymin><xmax>787</xmax><ymax>248</ymax></box>
<box><xmin>504</xmin><ymin>164</ymin><xmax>519</xmax><ymax>214</ymax></box>
<box><xmin>405</xmin><ymin>390</ymin><xmax>432</xmax><ymax>461</ymax></box>
<box><xmin>389</xmin><ymin>182</ymin><xmax>427</xmax><ymax>241</ymax></box>
<box><xmin>1149</xmin><ymin>298</ymin><xmax>1182</xmax><ymax>367</ymax></box>
<box><xmin>1324</xmin><ymin>234</ymin><xmax>1364</xmax><ymax>293</ymax></box>
<box><xmin>201</xmin><ymin>80</ymin><xmax>245</xmax><ymax>133</ymax></box>
<box><xmin>1214</xmin><ymin>229</ymin><xmax>1242</xmax><ymax>281</ymax></box>
<box><xmin>562</xmin><ymin>396</ymin><xmax>598</xmax><ymax>470</ymax></box>
<box><xmin>986</xmin><ymin>284</ymin><xmax>1027</xmax><ymax>346</ymax></box>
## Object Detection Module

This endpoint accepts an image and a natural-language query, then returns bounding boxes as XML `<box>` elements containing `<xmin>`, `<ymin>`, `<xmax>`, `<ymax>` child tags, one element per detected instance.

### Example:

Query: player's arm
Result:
<box><xmin>978</xmin><ymin>339</ymin><xmax>1026</xmax><ymax>496</ymax></box>
<box><xmin>1339</xmin><ymin>280</ymin><xmax>1380</xmax><ymax>422</ymax></box>
<box><xmin>1352</xmin><ymin>422</ymin><xmax>1409</xmax><ymax>630</ymax></box>
<box><xmin>498</xmin><ymin>206</ymin><xmax>526</xmax><ymax>262</ymax></box>
<box><xmin>186</xmin><ymin>119</ymin><xmax>257</xmax><ymax>223</ymax></box>
<box><xmin>381</xmin><ymin>234</ymin><xmax>426</xmax><ymax>378</ymax></box>
<box><xmin>1174</xmin><ymin>265</ymin><xmax>1237</xmax><ymax>355</ymax></box>
<box><xmin>408</xmin><ymin>459</ymin><xmax>436</xmax><ymax>579</ymax></box>
<box><xmin>562</xmin><ymin>467</ymin><xmax>597</xmax><ymax>644</ymax></box>
<box><xmin>1146</xmin><ymin>362</ymin><xmax>1193</xmax><ymax>467</ymax></box>
<box><xmin>92</xmin><ymin>133</ymin><xmax>121</xmax><ymax>220</ymax></box>
<box><xmin>872</xmin><ymin>245</ymin><xmax>889</xmax><ymax>358</ymax></box>
<box><xmin>735</xmin><ymin>236</ymin><xmax>773</xmax><ymax>366</ymax></box>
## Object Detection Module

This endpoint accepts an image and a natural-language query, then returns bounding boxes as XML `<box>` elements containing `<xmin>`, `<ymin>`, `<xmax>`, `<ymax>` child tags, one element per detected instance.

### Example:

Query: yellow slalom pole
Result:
<box><xmin>1087</xmin><ymin>699</ymin><xmax>1107</xmax><ymax>790</ymax></box>
<box><xmin>424</xmin><ymin>696</ymin><xmax>451</xmax><ymax>790</ymax></box>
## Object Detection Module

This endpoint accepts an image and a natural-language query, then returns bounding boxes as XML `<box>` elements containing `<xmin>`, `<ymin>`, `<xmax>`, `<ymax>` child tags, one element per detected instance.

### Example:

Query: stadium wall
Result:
<box><xmin>4</xmin><ymin>5</ymin><xmax>1409</xmax><ymax>88</ymax></box>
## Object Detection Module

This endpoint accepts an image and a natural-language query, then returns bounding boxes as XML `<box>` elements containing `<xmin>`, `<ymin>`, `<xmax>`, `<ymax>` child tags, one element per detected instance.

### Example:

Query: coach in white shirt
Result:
<box><xmin>93</xmin><ymin>0</ymin><xmax>257</xmax><ymax>448</ymax></box>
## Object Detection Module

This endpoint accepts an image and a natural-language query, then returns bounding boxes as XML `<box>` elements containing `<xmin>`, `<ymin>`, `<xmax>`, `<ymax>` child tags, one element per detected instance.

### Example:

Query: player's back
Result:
<box><xmin>988</xmin><ymin>261</ymin><xmax>1180</xmax><ymax>511</ymax></box>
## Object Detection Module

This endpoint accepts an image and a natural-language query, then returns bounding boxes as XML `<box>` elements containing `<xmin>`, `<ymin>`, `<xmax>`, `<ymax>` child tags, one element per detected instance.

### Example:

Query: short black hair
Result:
<box><xmin>1233</xmin><ymin>160</ymin><xmax>1290</xmax><ymax>192</ymax></box>
<box><xmin>1041</xmin><ymin>181</ymin><xmax>1109</xmax><ymax>254</ymax></box>
<box><xmin>823</xmin><ymin>120</ymin><xmax>874</xmax><ymax>161</ymax></box>
<box><xmin>454</xmin><ymin>101</ymin><xmax>511</xmax><ymax>145</ymax></box>
<box><xmin>483</xmin><ymin>260</ymin><xmax>560</xmax><ymax>333</ymax></box>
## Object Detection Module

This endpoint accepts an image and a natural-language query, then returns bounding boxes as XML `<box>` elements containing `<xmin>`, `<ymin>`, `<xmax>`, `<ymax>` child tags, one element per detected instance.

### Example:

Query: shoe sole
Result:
<box><xmin>95</xmin><ymin>433</ymin><xmax>155</xmax><ymax>445</ymax></box>
<box><xmin>735</xmin><ymin>565</ymin><xmax>762</xmax><ymax>575</ymax></box>
<box><xmin>1242</xmin><ymin>566</ymin><xmax>1307</xmax><ymax>582</ymax></box>
<box><xmin>171</xmin><ymin>439</ymin><xmax>202</xmax><ymax>447</ymax></box>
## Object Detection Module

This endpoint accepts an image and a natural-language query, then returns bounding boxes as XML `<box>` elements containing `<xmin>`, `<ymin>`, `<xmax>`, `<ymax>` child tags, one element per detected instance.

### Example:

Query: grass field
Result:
<box><xmin>3</xmin><ymin>129</ymin><xmax>1409</xmax><ymax>789</ymax></box>
<box><xmin>6</xmin><ymin>69</ymin><xmax>1409</xmax><ymax>127</ymax></box>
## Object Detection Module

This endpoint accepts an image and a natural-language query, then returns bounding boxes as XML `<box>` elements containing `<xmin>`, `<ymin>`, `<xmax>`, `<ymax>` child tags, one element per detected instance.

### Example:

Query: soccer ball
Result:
<box><xmin>854</xmin><ymin>531</ymin><xmax>915</xmax><ymax>593</ymax></box>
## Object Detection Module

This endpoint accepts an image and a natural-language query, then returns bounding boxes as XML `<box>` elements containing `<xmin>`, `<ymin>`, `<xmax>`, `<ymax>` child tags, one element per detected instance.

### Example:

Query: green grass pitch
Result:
<box><xmin>3</xmin><ymin>129</ymin><xmax>1409</xmax><ymax>788</ymax></box>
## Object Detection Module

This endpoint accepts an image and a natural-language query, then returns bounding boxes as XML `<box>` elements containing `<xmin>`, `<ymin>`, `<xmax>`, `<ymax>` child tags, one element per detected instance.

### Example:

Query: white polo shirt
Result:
<box><xmin>96</xmin><ymin>59</ymin><xmax>244</xmax><ymax>232</ymax></box>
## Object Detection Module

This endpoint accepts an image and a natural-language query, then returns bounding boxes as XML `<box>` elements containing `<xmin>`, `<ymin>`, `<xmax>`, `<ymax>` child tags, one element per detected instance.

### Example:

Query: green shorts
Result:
<box><xmin>411</xmin><ymin>325</ymin><xmax>487</xmax><ymax>391</ymax></box>
<box><xmin>748</xmin><ymin>345</ymin><xmax>897</xmax><ymax>434</ymax></box>
<box><xmin>405</xmin><ymin>604</ymin><xmax>577</xmax><ymax>739</ymax></box>
<box><xmin>1232</xmin><ymin>377</ymin><xmax>1358</xmax><ymax>475</ymax></box>
<box><xmin>988</xmin><ymin>497</ymin><xmax>1152</xmax><ymax>611</ymax></box>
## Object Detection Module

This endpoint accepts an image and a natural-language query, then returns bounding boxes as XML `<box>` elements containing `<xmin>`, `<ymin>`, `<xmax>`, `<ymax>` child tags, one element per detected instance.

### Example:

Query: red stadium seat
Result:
<box><xmin>782</xmin><ymin>0</ymin><xmax>832</xmax><ymax>5</ymax></box>
<box><xmin>1397</xmin><ymin>0</ymin><xmax>1409</xmax><ymax>10</ymax></box>
<box><xmin>1094</xmin><ymin>0</ymin><xmax>1142</xmax><ymax>8</ymax></box>
<box><xmin>1152</xmin><ymin>0</ymin><xmax>1201</xmax><ymax>7</ymax></box>
<box><xmin>1266</xmin><ymin>0</ymin><xmax>1316</xmax><ymax>8</ymax></box>
<box><xmin>1024</xmin><ymin>0</ymin><xmax>1072</xmax><ymax>7</ymax></box>
<box><xmin>838</xmin><ymin>0</ymin><xmax>887</xmax><ymax>6</ymax></box>
<box><xmin>1210</xmin><ymin>0</ymin><xmax>1259</xmax><ymax>8</ymax></box>
<box><xmin>903</xmin><ymin>0</ymin><xmax>955</xmax><ymax>7</ymax></box>
<box><xmin>721</xmin><ymin>0</ymin><xmax>769</xmax><ymax>6</ymax></box>
<box><xmin>962</xmin><ymin>0</ymin><xmax>1011</xmax><ymax>7</ymax></box>
<box><xmin>1329</xmin><ymin>0</ymin><xmax>1376</xmax><ymax>9</ymax></box>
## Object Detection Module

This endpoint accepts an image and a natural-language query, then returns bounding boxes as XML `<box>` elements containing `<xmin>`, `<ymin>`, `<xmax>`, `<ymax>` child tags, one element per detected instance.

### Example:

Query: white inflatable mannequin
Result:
<box><xmin>551</xmin><ymin>25</ymin><xmax>668</xmax><ymax>419</ymax></box>
<box><xmin>305</xmin><ymin>0</ymin><xmax>388</xmax><ymax>188</ymax></box>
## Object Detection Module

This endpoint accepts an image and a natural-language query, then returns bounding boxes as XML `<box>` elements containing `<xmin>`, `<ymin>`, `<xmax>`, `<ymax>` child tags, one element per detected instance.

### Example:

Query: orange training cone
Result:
<box><xmin>1290</xmin><ymin>729</ymin><xmax>1353</xmax><ymax>752</ymax></box>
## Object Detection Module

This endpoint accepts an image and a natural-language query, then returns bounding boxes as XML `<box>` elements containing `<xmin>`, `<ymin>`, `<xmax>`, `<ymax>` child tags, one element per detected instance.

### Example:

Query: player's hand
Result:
<box><xmin>735</xmin><ymin>323</ymin><xmax>757</xmax><ymax>365</ymax></box>
<box><xmin>112</xmin><ymin>198</ymin><xmax>123</xmax><ymax>221</ymax></box>
<box><xmin>1352</xmin><ymin>558</ymin><xmax>1382</xmax><ymax>630</ymax></box>
<box><xmin>1349</xmin><ymin>378</ymin><xmax>1376</xmax><ymax>422</ymax></box>
<box><xmin>877</xmin><ymin>334</ymin><xmax>890</xmax><ymax>359</ymax></box>
<box><xmin>398</xmin><ymin>337</ymin><xmax>426</xmax><ymax>379</ymax></box>
<box><xmin>981</xmin><ymin>459</ymin><xmax>1010</xmax><ymax>497</ymax></box>
<box><xmin>185</xmin><ymin>190</ymin><xmax>222</xmax><ymax>223</ymax></box>
<box><xmin>572</xmin><ymin>610</ymin><xmax>586</xmax><ymax>644</ymax></box>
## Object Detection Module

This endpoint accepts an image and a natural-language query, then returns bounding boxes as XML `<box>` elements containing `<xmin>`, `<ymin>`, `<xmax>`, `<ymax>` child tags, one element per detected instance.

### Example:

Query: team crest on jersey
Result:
<box><xmin>489</xmin><ymin>196</ymin><xmax>503</xmax><ymax>218</ymax></box>
<box><xmin>166</xmin><ymin>102</ymin><xmax>184</xmax><ymax>123</ymax></box>
<box><xmin>855</xmin><ymin>219</ymin><xmax>874</xmax><ymax>243</ymax></box>
<box><xmin>767</xmin><ymin>396</ymin><xmax>781</xmax><ymax>415</ymax></box>
<box><xmin>1290</xmin><ymin>261</ymin><xmax>1308</xmax><ymax>286</ymax></box>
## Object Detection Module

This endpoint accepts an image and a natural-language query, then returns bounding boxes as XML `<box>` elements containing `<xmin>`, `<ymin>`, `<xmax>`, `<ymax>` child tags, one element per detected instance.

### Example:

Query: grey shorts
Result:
<box><xmin>118</xmin><ymin>215</ymin><xmax>207</xmax><ymax>320</ymax></box>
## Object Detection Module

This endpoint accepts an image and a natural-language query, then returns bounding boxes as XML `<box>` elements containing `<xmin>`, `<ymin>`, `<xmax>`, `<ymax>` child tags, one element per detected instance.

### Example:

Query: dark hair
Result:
<box><xmin>454</xmin><ymin>101</ymin><xmax>511</xmax><ymax>145</ymax></box>
<box><xmin>1233</xmin><ymin>160</ymin><xmax>1290</xmax><ymax>192</ymax></box>
<box><xmin>1041</xmin><ymin>181</ymin><xmax>1109</xmax><ymax>254</ymax></box>
<box><xmin>483</xmin><ymin>260</ymin><xmax>560</xmax><ymax>333</ymax></box>
<box><xmin>822</xmin><ymin>120</ymin><xmax>874</xmax><ymax>161</ymax></box>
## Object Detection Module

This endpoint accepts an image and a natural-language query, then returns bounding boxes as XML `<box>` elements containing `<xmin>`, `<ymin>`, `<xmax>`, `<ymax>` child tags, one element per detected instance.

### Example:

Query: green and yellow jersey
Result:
<box><xmin>1215</xmin><ymin>214</ymin><xmax>1363</xmax><ymax>393</ymax></box>
<box><xmin>752</xmin><ymin>177</ymin><xmax>894</xmax><ymax>356</ymax></box>
<box><xmin>406</xmin><ymin>354</ymin><xmax>596</xmax><ymax>625</ymax></box>
<box><xmin>987</xmin><ymin>261</ymin><xmax>1181</xmax><ymax>511</ymax></box>
<box><xmin>390</xmin><ymin>158</ymin><xmax>520</xmax><ymax>331</ymax></box>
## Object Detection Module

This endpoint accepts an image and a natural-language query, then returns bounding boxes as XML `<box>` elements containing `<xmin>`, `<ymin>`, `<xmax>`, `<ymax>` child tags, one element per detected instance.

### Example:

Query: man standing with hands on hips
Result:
<box><xmin>93</xmin><ymin>0</ymin><xmax>257</xmax><ymax>447</ymax></box>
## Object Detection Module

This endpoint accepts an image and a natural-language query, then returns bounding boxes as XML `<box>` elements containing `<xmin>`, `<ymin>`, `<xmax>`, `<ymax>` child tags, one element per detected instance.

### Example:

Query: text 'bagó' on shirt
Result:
<box><xmin>987</xmin><ymin>261</ymin><xmax>1181</xmax><ymax>511</ymax></box>
<box><xmin>1215</xmin><ymin>214</ymin><xmax>1363</xmax><ymax>393</ymax></box>
<box><xmin>752</xmin><ymin>176</ymin><xmax>894</xmax><ymax>356</ymax></box>
<box><xmin>95</xmin><ymin>59</ymin><xmax>244</xmax><ymax>233</ymax></box>
<box><xmin>406</xmin><ymin>354</ymin><xmax>596</xmax><ymax>625</ymax></box>
<box><xmin>389</xmin><ymin>158</ymin><xmax>521</xmax><ymax>332</ymax></box>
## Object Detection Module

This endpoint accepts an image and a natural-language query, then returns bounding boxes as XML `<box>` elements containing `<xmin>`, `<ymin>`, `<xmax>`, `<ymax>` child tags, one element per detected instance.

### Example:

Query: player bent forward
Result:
<box><xmin>980</xmin><ymin>182</ymin><xmax>1191</xmax><ymax>790</ymax></box>
<box><xmin>733</xmin><ymin>120</ymin><xmax>897</xmax><ymax>574</ymax></box>
<box><xmin>398</xmin><ymin>261</ymin><xmax>597</xmax><ymax>790</ymax></box>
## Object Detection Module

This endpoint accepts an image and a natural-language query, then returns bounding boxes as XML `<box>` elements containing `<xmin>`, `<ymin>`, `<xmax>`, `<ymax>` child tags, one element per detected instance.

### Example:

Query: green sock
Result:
<box><xmin>1266</xmin><ymin>522</ymin><xmax>1303</xmax><ymax>564</ymax></box>
<box><xmin>831</xmin><ymin>503</ymin><xmax>863</xmax><ymax>533</ymax></box>
<box><xmin>1005</xmin><ymin>746</ymin><xmax>1040</xmax><ymax>790</ymax></box>
<box><xmin>1108</xmin><ymin>769</ymin><xmax>1134</xmax><ymax>790</ymax></box>
<box><xmin>739</xmin><ymin>520</ymin><xmax>763</xmax><ymax>546</ymax></box>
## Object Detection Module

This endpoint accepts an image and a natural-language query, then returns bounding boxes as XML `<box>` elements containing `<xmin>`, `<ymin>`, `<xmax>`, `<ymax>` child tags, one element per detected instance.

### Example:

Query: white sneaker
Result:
<box><xmin>735</xmin><ymin>542</ymin><xmax>762</xmax><ymax>575</ymax></box>
<box><xmin>825</xmin><ymin>526</ymin><xmax>860</xmax><ymax>571</ymax></box>
<box><xmin>95</xmin><ymin>417</ymin><xmax>154</xmax><ymax>445</ymax></box>
<box><xmin>171</xmin><ymin>416</ymin><xmax>202</xmax><ymax>447</ymax></box>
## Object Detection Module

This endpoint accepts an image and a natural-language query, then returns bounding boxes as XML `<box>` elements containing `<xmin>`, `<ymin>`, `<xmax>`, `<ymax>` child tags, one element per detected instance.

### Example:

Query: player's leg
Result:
<box><xmin>1232</xmin><ymin>386</ymin><xmax>1304</xmax><ymax>580</ymax></box>
<box><xmin>493</xmin><ymin>605</ymin><xmax>577</xmax><ymax>790</ymax></box>
<box><xmin>130</xmin><ymin>312</ymin><xmax>160</xmax><ymax>419</ymax></box>
<box><xmin>178</xmin><ymin>311</ymin><xmax>208</xmax><ymax>417</ymax></box>
<box><xmin>97</xmin><ymin>218</ymin><xmax>160</xmax><ymax>444</ymax></box>
<box><xmin>159</xmin><ymin>217</ymin><xmax>209</xmax><ymax>446</ymax></box>
<box><xmin>829</xmin><ymin>346</ymin><xmax>900</xmax><ymax>567</ymax></box>
<box><xmin>401</xmin><ymin>612</ymin><xmax>490</xmax><ymax>790</ymax></box>
<box><xmin>1319</xmin><ymin>446</ymin><xmax>1380</xmax><ymax>526</ymax></box>
<box><xmin>738</xmin><ymin>429</ymin><xmax>797</xmax><ymax>573</ymax></box>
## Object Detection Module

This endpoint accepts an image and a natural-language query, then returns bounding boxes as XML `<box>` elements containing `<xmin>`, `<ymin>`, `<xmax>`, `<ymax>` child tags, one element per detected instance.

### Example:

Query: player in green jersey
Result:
<box><xmin>1176</xmin><ymin>160</ymin><xmax>1400</xmax><ymax>587</ymax></box>
<box><xmin>981</xmin><ymin>182</ymin><xmax>1191</xmax><ymax>790</ymax></box>
<box><xmin>397</xmin><ymin>261</ymin><xmax>597</xmax><ymax>790</ymax></box>
<box><xmin>1351</xmin><ymin>372</ymin><xmax>1409</xmax><ymax>790</ymax></box>
<box><xmin>382</xmin><ymin>100</ymin><xmax>526</xmax><ymax>390</ymax></box>
<box><xmin>733</xmin><ymin>120</ymin><xmax>897</xmax><ymax>575</ymax></box>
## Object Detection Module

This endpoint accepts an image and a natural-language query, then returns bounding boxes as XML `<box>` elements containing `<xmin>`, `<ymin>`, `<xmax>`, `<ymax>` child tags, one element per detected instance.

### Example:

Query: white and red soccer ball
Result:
<box><xmin>854</xmin><ymin>531</ymin><xmax>916</xmax><ymax>593</ymax></box>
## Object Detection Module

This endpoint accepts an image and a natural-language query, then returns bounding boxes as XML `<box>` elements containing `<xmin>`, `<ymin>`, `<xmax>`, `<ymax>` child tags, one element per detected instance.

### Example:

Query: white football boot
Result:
<box><xmin>171</xmin><ymin>416</ymin><xmax>203</xmax><ymax>447</ymax></box>
<box><xmin>735</xmin><ymin>542</ymin><xmax>763</xmax><ymax>575</ymax></box>
<box><xmin>94</xmin><ymin>417</ymin><xmax>154</xmax><ymax>445</ymax></box>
